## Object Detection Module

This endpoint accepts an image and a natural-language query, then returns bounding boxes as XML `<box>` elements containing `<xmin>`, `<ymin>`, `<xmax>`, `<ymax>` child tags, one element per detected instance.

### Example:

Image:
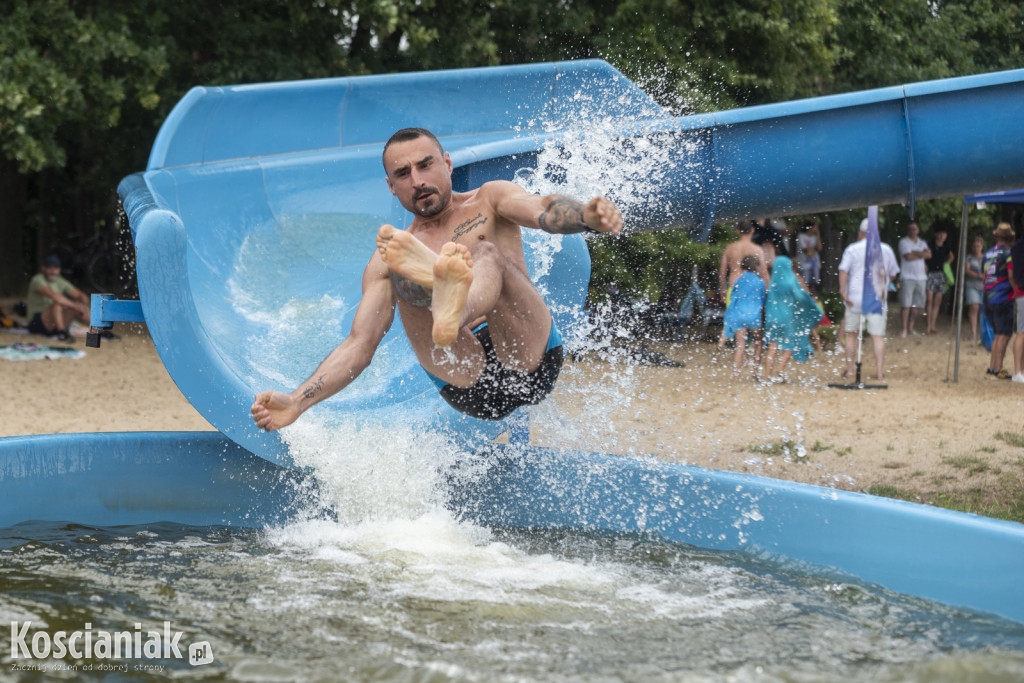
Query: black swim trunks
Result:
<box><xmin>432</xmin><ymin>320</ymin><xmax>564</xmax><ymax>421</ymax></box>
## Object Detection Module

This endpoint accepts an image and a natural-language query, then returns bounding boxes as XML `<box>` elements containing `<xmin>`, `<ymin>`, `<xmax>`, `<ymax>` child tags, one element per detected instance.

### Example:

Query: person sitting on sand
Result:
<box><xmin>251</xmin><ymin>127</ymin><xmax>622</xmax><ymax>428</ymax></box>
<box><xmin>762</xmin><ymin>255</ymin><xmax>821</xmax><ymax>382</ymax></box>
<box><xmin>721</xmin><ymin>254</ymin><xmax>766</xmax><ymax>379</ymax></box>
<box><xmin>24</xmin><ymin>255</ymin><xmax>90</xmax><ymax>343</ymax></box>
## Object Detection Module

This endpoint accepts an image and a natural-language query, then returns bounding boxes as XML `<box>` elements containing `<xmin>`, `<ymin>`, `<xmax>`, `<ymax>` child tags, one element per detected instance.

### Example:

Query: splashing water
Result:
<box><xmin>2</xmin><ymin>518</ymin><xmax>1022</xmax><ymax>681</ymax></box>
<box><xmin>28</xmin><ymin>71</ymin><xmax>1014</xmax><ymax>680</ymax></box>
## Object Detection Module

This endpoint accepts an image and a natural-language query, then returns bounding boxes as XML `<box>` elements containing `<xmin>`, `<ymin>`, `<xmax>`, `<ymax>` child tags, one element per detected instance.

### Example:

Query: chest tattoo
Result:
<box><xmin>452</xmin><ymin>213</ymin><xmax>488</xmax><ymax>241</ymax></box>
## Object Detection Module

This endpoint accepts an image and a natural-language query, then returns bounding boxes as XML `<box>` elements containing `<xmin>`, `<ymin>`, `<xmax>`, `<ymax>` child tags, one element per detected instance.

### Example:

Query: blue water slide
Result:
<box><xmin>6</xmin><ymin>59</ymin><xmax>1024</xmax><ymax>625</ymax></box>
<box><xmin>112</xmin><ymin>59</ymin><xmax>1024</xmax><ymax>466</ymax></box>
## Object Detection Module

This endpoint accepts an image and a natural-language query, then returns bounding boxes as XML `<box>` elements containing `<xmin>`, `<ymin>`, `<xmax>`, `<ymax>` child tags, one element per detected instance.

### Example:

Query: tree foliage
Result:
<box><xmin>1</xmin><ymin>0</ymin><xmax>1022</xmax><ymax>295</ymax></box>
<box><xmin>0</xmin><ymin>0</ymin><xmax>164</xmax><ymax>173</ymax></box>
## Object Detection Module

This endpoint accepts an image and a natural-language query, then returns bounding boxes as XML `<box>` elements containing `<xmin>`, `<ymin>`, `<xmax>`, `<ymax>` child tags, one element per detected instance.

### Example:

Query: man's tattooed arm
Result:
<box><xmin>302</xmin><ymin>375</ymin><xmax>326</xmax><ymax>400</ymax></box>
<box><xmin>538</xmin><ymin>196</ymin><xmax>598</xmax><ymax>235</ymax></box>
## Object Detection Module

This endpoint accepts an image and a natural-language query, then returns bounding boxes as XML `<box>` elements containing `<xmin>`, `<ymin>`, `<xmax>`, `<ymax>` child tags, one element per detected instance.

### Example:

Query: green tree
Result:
<box><xmin>822</xmin><ymin>0</ymin><xmax>1024</xmax><ymax>254</ymax></box>
<box><xmin>0</xmin><ymin>0</ymin><xmax>167</xmax><ymax>291</ymax></box>
<box><xmin>2</xmin><ymin>0</ymin><xmax>1022</xmax><ymax>300</ymax></box>
<box><xmin>595</xmin><ymin>0</ymin><xmax>838</xmax><ymax>111</ymax></box>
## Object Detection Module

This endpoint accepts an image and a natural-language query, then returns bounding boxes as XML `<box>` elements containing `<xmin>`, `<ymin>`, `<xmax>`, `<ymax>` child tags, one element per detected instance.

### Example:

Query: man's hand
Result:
<box><xmin>583</xmin><ymin>197</ymin><xmax>623</xmax><ymax>235</ymax></box>
<box><xmin>251</xmin><ymin>390</ymin><xmax>301</xmax><ymax>432</ymax></box>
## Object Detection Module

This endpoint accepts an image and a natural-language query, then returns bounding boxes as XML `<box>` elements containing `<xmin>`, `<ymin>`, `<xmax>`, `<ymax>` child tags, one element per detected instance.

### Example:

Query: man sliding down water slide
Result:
<box><xmin>251</xmin><ymin>127</ymin><xmax>623</xmax><ymax>428</ymax></box>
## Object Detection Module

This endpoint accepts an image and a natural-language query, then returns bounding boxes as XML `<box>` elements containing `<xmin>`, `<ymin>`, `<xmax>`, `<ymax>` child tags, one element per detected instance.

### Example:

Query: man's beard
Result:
<box><xmin>412</xmin><ymin>186</ymin><xmax>449</xmax><ymax>218</ymax></box>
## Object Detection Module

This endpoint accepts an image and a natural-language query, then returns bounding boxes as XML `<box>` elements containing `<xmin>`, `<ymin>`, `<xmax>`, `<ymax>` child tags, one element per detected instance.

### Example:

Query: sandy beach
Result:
<box><xmin>2</xmin><ymin>301</ymin><xmax>1023</xmax><ymax>516</ymax></box>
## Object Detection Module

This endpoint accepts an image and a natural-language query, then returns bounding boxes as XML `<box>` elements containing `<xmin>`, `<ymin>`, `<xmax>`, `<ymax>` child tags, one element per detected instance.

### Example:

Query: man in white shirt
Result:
<box><xmin>839</xmin><ymin>220</ymin><xmax>901</xmax><ymax>381</ymax></box>
<box><xmin>897</xmin><ymin>221</ymin><xmax>930</xmax><ymax>337</ymax></box>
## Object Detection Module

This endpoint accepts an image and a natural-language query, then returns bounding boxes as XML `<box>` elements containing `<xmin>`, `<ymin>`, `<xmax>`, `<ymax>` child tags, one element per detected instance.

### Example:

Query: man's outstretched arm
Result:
<box><xmin>489</xmin><ymin>181</ymin><xmax>623</xmax><ymax>235</ymax></box>
<box><xmin>251</xmin><ymin>255</ymin><xmax>395</xmax><ymax>432</ymax></box>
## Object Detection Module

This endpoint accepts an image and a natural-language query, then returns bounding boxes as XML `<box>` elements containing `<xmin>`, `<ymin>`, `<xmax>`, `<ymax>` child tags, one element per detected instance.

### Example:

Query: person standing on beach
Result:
<box><xmin>719</xmin><ymin>220</ymin><xmax>769</xmax><ymax>297</ymax></box>
<box><xmin>838</xmin><ymin>220</ymin><xmax>900</xmax><ymax>381</ymax></box>
<box><xmin>718</xmin><ymin>220</ymin><xmax>769</xmax><ymax>361</ymax></box>
<box><xmin>796</xmin><ymin>220</ymin><xmax>821</xmax><ymax>294</ymax></box>
<box><xmin>898</xmin><ymin>221</ymin><xmax>930</xmax><ymax>337</ymax></box>
<box><xmin>762</xmin><ymin>255</ymin><xmax>820</xmax><ymax>382</ymax></box>
<box><xmin>924</xmin><ymin>225</ymin><xmax>954</xmax><ymax>334</ymax></box>
<box><xmin>1008</xmin><ymin>227</ymin><xmax>1024</xmax><ymax>383</ymax></box>
<box><xmin>964</xmin><ymin>235</ymin><xmax>986</xmax><ymax>343</ymax></box>
<box><xmin>721</xmin><ymin>253</ymin><xmax>766</xmax><ymax>379</ymax></box>
<box><xmin>982</xmin><ymin>222</ymin><xmax>1015</xmax><ymax>380</ymax></box>
<box><xmin>751</xmin><ymin>218</ymin><xmax>789</xmax><ymax>273</ymax></box>
<box><xmin>251</xmin><ymin>127</ymin><xmax>623</xmax><ymax>429</ymax></box>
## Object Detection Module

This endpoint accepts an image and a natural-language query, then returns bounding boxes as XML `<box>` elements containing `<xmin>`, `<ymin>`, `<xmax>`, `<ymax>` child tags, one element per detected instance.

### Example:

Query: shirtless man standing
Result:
<box><xmin>251</xmin><ymin>127</ymin><xmax>622</xmax><ymax>428</ymax></box>
<box><xmin>719</xmin><ymin>220</ymin><xmax>769</xmax><ymax>298</ymax></box>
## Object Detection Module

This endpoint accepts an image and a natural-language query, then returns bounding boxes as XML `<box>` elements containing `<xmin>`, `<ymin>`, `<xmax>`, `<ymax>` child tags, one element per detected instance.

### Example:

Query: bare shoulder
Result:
<box><xmin>479</xmin><ymin>179</ymin><xmax>526</xmax><ymax>198</ymax></box>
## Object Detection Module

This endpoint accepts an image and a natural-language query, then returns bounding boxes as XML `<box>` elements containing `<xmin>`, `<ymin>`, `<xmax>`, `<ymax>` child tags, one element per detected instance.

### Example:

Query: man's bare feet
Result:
<box><xmin>377</xmin><ymin>224</ymin><xmax>437</xmax><ymax>287</ymax></box>
<box><xmin>432</xmin><ymin>243</ymin><xmax>474</xmax><ymax>346</ymax></box>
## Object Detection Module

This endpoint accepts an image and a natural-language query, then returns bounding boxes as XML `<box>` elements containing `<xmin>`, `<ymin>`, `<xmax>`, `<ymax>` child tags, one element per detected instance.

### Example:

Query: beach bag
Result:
<box><xmin>981</xmin><ymin>312</ymin><xmax>993</xmax><ymax>351</ymax></box>
<box><xmin>943</xmin><ymin>262</ymin><xmax>955</xmax><ymax>288</ymax></box>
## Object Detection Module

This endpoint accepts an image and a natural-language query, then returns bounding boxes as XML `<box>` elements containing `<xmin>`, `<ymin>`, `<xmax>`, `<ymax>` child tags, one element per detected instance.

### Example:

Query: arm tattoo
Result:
<box><xmin>538</xmin><ymin>197</ymin><xmax>595</xmax><ymax>234</ymax></box>
<box><xmin>452</xmin><ymin>213</ymin><xmax>488</xmax><ymax>241</ymax></box>
<box><xmin>302</xmin><ymin>375</ymin><xmax>325</xmax><ymax>400</ymax></box>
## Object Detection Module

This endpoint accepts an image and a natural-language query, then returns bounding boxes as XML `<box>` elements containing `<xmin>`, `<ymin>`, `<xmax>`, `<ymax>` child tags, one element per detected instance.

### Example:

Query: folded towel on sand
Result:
<box><xmin>0</xmin><ymin>343</ymin><xmax>85</xmax><ymax>361</ymax></box>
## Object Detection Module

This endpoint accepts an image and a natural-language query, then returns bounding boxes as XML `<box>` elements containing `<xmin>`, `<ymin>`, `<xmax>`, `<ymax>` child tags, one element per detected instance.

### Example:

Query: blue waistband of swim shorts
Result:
<box><xmin>426</xmin><ymin>318</ymin><xmax>563</xmax><ymax>390</ymax></box>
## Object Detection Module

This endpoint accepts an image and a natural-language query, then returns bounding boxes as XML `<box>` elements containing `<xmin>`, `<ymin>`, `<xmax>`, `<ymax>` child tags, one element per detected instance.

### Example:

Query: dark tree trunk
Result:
<box><xmin>0</xmin><ymin>158</ymin><xmax>30</xmax><ymax>296</ymax></box>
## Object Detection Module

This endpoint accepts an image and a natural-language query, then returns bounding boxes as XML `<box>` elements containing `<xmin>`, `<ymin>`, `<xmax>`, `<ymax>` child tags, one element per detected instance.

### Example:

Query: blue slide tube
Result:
<box><xmin>110</xmin><ymin>59</ymin><xmax>1024</xmax><ymax>465</ymax></box>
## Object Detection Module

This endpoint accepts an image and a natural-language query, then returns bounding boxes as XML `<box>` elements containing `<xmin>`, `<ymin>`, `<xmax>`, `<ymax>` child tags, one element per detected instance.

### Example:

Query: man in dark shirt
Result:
<box><xmin>751</xmin><ymin>218</ymin><xmax>790</xmax><ymax>272</ymax></box>
<box><xmin>924</xmin><ymin>226</ymin><xmax>954</xmax><ymax>334</ymax></box>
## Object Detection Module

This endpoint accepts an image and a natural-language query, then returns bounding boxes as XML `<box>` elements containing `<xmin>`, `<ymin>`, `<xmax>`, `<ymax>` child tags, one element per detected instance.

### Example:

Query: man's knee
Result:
<box><xmin>468</xmin><ymin>240</ymin><xmax>503</xmax><ymax>262</ymax></box>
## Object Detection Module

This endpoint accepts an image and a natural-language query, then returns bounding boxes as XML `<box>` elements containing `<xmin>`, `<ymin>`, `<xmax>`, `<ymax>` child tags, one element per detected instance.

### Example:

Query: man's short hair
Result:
<box><xmin>382</xmin><ymin>127</ymin><xmax>443</xmax><ymax>167</ymax></box>
<box><xmin>734</xmin><ymin>220</ymin><xmax>754</xmax><ymax>235</ymax></box>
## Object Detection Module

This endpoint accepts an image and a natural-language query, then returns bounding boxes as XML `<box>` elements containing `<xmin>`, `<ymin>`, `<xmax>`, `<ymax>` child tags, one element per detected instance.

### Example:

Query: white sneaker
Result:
<box><xmin>1013</xmin><ymin>373</ymin><xmax>1024</xmax><ymax>384</ymax></box>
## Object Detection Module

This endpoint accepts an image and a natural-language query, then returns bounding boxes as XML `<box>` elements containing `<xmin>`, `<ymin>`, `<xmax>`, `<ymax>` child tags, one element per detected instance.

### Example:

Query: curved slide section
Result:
<box><xmin>2</xmin><ymin>433</ymin><xmax>1022</xmax><ymax>625</ymax></box>
<box><xmin>0</xmin><ymin>432</ymin><xmax>307</xmax><ymax>528</ymax></box>
<box><xmin>117</xmin><ymin>60</ymin><xmax>1024</xmax><ymax>465</ymax></box>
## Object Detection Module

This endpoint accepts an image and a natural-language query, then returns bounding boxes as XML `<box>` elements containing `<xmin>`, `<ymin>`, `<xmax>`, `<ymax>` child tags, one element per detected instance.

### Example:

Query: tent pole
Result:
<box><xmin>953</xmin><ymin>199</ymin><xmax>970</xmax><ymax>382</ymax></box>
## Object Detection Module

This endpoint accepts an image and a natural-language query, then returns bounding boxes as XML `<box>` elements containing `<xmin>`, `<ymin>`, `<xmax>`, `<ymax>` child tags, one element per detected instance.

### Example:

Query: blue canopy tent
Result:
<box><xmin>953</xmin><ymin>189</ymin><xmax>1024</xmax><ymax>380</ymax></box>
